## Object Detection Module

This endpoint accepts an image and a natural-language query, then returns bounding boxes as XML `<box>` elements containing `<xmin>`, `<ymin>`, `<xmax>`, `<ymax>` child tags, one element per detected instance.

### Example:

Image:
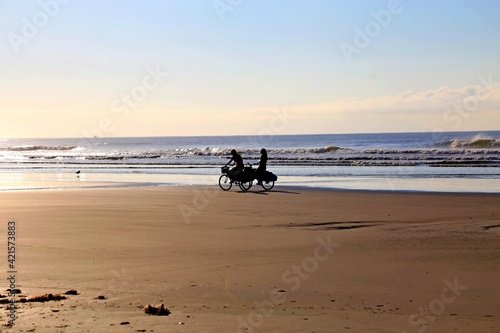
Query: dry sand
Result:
<box><xmin>0</xmin><ymin>185</ymin><xmax>499</xmax><ymax>332</ymax></box>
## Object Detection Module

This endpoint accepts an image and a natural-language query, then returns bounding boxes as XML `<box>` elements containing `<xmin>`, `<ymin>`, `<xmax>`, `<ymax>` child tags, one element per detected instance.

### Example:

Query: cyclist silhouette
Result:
<box><xmin>225</xmin><ymin>149</ymin><xmax>244</xmax><ymax>177</ymax></box>
<box><xmin>255</xmin><ymin>148</ymin><xmax>268</xmax><ymax>185</ymax></box>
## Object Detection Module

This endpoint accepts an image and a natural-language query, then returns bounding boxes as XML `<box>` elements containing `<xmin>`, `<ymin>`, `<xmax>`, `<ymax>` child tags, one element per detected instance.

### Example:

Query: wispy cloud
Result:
<box><xmin>290</xmin><ymin>83</ymin><xmax>500</xmax><ymax>116</ymax></box>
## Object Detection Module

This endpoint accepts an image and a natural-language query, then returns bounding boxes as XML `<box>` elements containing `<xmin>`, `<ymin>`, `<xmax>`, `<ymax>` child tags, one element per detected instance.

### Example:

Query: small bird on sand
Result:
<box><xmin>76</xmin><ymin>170</ymin><xmax>81</xmax><ymax>176</ymax></box>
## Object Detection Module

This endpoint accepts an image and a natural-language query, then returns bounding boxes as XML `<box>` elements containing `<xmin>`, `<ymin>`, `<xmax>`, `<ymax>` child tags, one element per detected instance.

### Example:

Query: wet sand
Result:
<box><xmin>0</xmin><ymin>186</ymin><xmax>499</xmax><ymax>332</ymax></box>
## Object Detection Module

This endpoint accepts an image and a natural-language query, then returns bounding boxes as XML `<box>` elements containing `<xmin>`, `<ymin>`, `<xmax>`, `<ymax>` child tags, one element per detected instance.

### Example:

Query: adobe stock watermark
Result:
<box><xmin>340</xmin><ymin>0</ymin><xmax>404</xmax><ymax>64</ymax></box>
<box><xmin>7</xmin><ymin>0</ymin><xmax>71</xmax><ymax>54</ymax></box>
<box><xmin>80</xmin><ymin>64</ymin><xmax>169</xmax><ymax>146</ymax></box>
<box><xmin>213</xmin><ymin>0</ymin><xmax>244</xmax><ymax>21</ymax></box>
<box><xmin>403</xmin><ymin>277</ymin><xmax>467</xmax><ymax>333</ymax></box>
<box><xmin>432</xmin><ymin>74</ymin><xmax>499</xmax><ymax>143</ymax></box>
<box><xmin>105</xmin><ymin>267</ymin><xmax>135</xmax><ymax>299</ymax></box>
<box><xmin>256</xmin><ymin>108</ymin><xmax>295</xmax><ymax>146</ymax></box>
<box><xmin>179</xmin><ymin>186</ymin><xmax>220</xmax><ymax>224</ymax></box>
<box><xmin>237</xmin><ymin>234</ymin><xmax>339</xmax><ymax>332</ymax></box>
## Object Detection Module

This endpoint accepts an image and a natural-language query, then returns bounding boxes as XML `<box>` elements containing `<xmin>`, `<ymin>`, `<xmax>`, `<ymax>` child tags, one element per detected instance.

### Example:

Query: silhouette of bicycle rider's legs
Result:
<box><xmin>228</xmin><ymin>166</ymin><xmax>243</xmax><ymax>177</ymax></box>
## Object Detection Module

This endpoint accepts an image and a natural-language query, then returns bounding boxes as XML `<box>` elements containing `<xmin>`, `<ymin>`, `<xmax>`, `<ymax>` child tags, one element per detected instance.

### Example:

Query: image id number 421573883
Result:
<box><xmin>7</xmin><ymin>220</ymin><xmax>17</xmax><ymax>325</ymax></box>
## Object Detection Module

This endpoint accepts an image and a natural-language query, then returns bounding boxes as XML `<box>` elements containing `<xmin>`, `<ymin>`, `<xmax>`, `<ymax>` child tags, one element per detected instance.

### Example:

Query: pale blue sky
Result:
<box><xmin>0</xmin><ymin>0</ymin><xmax>499</xmax><ymax>137</ymax></box>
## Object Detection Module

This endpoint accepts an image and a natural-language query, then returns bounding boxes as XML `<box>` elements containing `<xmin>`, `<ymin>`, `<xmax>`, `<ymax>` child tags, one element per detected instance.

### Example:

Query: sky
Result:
<box><xmin>0</xmin><ymin>0</ymin><xmax>499</xmax><ymax>138</ymax></box>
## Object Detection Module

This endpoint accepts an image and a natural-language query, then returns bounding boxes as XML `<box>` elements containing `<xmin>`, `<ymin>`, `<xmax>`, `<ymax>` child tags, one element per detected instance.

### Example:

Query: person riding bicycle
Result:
<box><xmin>255</xmin><ymin>148</ymin><xmax>268</xmax><ymax>185</ymax></box>
<box><xmin>225</xmin><ymin>149</ymin><xmax>244</xmax><ymax>177</ymax></box>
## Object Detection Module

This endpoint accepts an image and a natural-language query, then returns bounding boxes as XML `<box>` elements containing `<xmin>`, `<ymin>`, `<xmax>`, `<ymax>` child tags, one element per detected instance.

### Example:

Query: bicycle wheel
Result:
<box><xmin>219</xmin><ymin>175</ymin><xmax>232</xmax><ymax>191</ymax></box>
<box><xmin>261</xmin><ymin>180</ymin><xmax>275</xmax><ymax>191</ymax></box>
<box><xmin>239</xmin><ymin>180</ymin><xmax>253</xmax><ymax>192</ymax></box>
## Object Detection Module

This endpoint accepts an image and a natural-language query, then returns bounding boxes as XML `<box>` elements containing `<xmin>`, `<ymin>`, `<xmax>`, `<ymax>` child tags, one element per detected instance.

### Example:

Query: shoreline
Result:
<box><xmin>2</xmin><ymin>182</ymin><xmax>500</xmax><ymax>195</ymax></box>
<box><xmin>0</xmin><ymin>172</ymin><xmax>499</xmax><ymax>194</ymax></box>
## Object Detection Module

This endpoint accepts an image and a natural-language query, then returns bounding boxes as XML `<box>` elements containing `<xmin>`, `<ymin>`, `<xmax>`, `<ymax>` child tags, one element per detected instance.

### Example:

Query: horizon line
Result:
<box><xmin>2</xmin><ymin>129</ymin><xmax>499</xmax><ymax>141</ymax></box>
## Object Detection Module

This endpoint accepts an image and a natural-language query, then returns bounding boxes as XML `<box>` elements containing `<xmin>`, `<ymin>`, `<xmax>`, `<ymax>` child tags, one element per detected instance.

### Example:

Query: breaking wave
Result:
<box><xmin>450</xmin><ymin>138</ymin><xmax>500</xmax><ymax>148</ymax></box>
<box><xmin>174</xmin><ymin>146</ymin><xmax>342</xmax><ymax>156</ymax></box>
<box><xmin>436</xmin><ymin>135</ymin><xmax>500</xmax><ymax>149</ymax></box>
<box><xmin>3</xmin><ymin>146</ymin><xmax>498</xmax><ymax>167</ymax></box>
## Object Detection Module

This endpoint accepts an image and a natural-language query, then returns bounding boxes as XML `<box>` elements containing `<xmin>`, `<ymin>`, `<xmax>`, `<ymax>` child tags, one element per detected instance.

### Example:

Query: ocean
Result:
<box><xmin>1</xmin><ymin>131</ymin><xmax>499</xmax><ymax>192</ymax></box>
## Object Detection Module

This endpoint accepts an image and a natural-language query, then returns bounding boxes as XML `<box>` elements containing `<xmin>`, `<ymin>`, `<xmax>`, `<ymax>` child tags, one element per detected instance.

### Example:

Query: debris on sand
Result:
<box><xmin>64</xmin><ymin>289</ymin><xmax>78</xmax><ymax>295</ymax></box>
<box><xmin>26</xmin><ymin>294</ymin><xmax>67</xmax><ymax>303</ymax></box>
<box><xmin>1</xmin><ymin>292</ymin><xmax>68</xmax><ymax>303</ymax></box>
<box><xmin>144</xmin><ymin>303</ymin><xmax>170</xmax><ymax>316</ymax></box>
<box><xmin>5</xmin><ymin>288</ymin><xmax>21</xmax><ymax>294</ymax></box>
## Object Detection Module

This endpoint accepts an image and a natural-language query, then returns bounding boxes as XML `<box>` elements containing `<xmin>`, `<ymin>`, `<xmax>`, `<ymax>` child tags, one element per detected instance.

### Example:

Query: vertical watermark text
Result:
<box><xmin>6</xmin><ymin>220</ymin><xmax>18</xmax><ymax>326</ymax></box>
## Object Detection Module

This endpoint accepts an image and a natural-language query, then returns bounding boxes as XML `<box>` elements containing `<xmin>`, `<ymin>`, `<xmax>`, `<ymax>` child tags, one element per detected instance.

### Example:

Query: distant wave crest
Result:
<box><xmin>449</xmin><ymin>137</ymin><xmax>500</xmax><ymax>148</ymax></box>
<box><xmin>77</xmin><ymin>146</ymin><xmax>342</xmax><ymax>160</ymax></box>
<box><xmin>436</xmin><ymin>135</ymin><xmax>500</xmax><ymax>149</ymax></box>
<box><xmin>174</xmin><ymin>146</ymin><xmax>342</xmax><ymax>157</ymax></box>
<box><xmin>0</xmin><ymin>145</ymin><xmax>79</xmax><ymax>152</ymax></box>
<box><xmin>1</xmin><ymin>143</ymin><xmax>499</xmax><ymax>167</ymax></box>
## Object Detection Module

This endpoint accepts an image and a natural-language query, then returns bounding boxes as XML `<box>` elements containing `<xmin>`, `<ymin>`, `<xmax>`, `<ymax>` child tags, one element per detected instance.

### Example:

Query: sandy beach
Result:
<box><xmin>1</xmin><ymin>185</ymin><xmax>499</xmax><ymax>332</ymax></box>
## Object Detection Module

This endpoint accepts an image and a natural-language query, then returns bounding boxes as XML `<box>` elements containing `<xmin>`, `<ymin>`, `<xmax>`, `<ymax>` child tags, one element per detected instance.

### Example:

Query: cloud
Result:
<box><xmin>290</xmin><ymin>82</ymin><xmax>500</xmax><ymax>116</ymax></box>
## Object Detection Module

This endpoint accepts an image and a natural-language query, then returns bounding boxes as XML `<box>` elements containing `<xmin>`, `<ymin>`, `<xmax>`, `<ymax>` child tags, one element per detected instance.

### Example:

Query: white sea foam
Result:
<box><xmin>0</xmin><ymin>133</ymin><xmax>499</xmax><ymax>172</ymax></box>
